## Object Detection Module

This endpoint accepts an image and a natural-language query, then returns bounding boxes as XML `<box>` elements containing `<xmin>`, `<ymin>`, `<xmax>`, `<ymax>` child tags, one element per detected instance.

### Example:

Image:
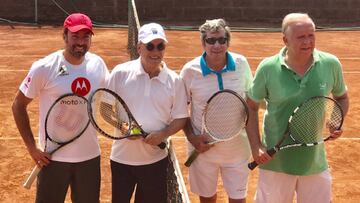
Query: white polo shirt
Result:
<box><xmin>180</xmin><ymin>52</ymin><xmax>253</xmax><ymax>162</ymax></box>
<box><xmin>108</xmin><ymin>58</ymin><xmax>188</xmax><ymax>165</ymax></box>
<box><xmin>19</xmin><ymin>50</ymin><xmax>109</xmax><ymax>162</ymax></box>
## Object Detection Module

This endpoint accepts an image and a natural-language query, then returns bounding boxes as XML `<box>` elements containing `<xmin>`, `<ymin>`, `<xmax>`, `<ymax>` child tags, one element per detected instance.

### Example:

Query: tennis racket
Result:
<box><xmin>248</xmin><ymin>96</ymin><xmax>344</xmax><ymax>170</ymax></box>
<box><xmin>23</xmin><ymin>93</ymin><xmax>90</xmax><ymax>189</ymax></box>
<box><xmin>184</xmin><ymin>89</ymin><xmax>249</xmax><ymax>167</ymax></box>
<box><xmin>87</xmin><ymin>88</ymin><xmax>166</xmax><ymax>149</ymax></box>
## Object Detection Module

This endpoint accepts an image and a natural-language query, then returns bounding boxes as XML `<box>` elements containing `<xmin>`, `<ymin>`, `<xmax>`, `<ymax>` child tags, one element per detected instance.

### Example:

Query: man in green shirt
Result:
<box><xmin>246</xmin><ymin>13</ymin><xmax>349</xmax><ymax>203</ymax></box>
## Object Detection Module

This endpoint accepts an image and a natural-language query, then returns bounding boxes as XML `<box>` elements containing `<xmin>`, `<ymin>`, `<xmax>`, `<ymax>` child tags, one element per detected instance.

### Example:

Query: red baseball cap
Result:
<box><xmin>63</xmin><ymin>13</ymin><xmax>93</xmax><ymax>34</ymax></box>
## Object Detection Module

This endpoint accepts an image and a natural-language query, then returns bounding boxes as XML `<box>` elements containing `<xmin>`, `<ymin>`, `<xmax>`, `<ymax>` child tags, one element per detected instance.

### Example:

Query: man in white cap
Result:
<box><xmin>107</xmin><ymin>23</ymin><xmax>188</xmax><ymax>202</ymax></box>
<box><xmin>12</xmin><ymin>13</ymin><xmax>109</xmax><ymax>202</ymax></box>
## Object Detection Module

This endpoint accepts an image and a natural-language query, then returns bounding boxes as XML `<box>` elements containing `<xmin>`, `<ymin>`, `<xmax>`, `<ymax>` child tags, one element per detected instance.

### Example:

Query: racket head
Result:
<box><xmin>88</xmin><ymin>88</ymin><xmax>139</xmax><ymax>139</ymax></box>
<box><xmin>45</xmin><ymin>93</ymin><xmax>90</xmax><ymax>151</ymax></box>
<box><xmin>24</xmin><ymin>93</ymin><xmax>89</xmax><ymax>189</ymax></box>
<box><xmin>288</xmin><ymin>96</ymin><xmax>344</xmax><ymax>144</ymax></box>
<box><xmin>88</xmin><ymin>88</ymin><xmax>167</xmax><ymax>149</ymax></box>
<box><xmin>203</xmin><ymin>89</ymin><xmax>249</xmax><ymax>141</ymax></box>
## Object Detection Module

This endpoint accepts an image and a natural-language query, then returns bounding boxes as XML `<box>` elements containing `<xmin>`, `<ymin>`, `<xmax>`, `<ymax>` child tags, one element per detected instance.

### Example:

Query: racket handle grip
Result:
<box><xmin>184</xmin><ymin>150</ymin><xmax>199</xmax><ymax>167</ymax></box>
<box><xmin>158</xmin><ymin>142</ymin><xmax>166</xmax><ymax>149</ymax></box>
<box><xmin>248</xmin><ymin>161</ymin><xmax>259</xmax><ymax>170</ymax></box>
<box><xmin>267</xmin><ymin>148</ymin><xmax>277</xmax><ymax>156</ymax></box>
<box><xmin>248</xmin><ymin>148</ymin><xmax>278</xmax><ymax>170</ymax></box>
<box><xmin>139</xmin><ymin>132</ymin><xmax>166</xmax><ymax>149</ymax></box>
<box><xmin>23</xmin><ymin>165</ymin><xmax>41</xmax><ymax>189</ymax></box>
<box><xmin>130</xmin><ymin>133</ymin><xmax>166</xmax><ymax>149</ymax></box>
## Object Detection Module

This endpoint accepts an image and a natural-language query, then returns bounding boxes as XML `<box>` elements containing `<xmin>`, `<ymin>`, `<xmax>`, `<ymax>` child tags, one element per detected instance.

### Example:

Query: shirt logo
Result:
<box><xmin>58</xmin><ymin>65</ymin><xmax>69</xmax><ymax>76</ymax></box>
<box><xmin>319</xmin><ymin>83</ymin><xmax>327</xmax><ymax>89</ymax></box>
<box><xmin>151</xmin><ymin>28</ymin><xmax>158</xmax><ymax>34</ymax></box>
<box><xmin>24</xmin><ymin>76</ymin><xmax>31</xmax><ymax>88</ymax></box>
<box><xmin>71</xmin><ymin>77</ymin><xmax>91</xmax><ymax>96</ymax></box>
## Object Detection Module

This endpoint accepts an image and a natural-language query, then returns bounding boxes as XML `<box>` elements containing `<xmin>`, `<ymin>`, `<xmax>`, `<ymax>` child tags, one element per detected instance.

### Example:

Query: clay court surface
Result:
<box><xmin>0</xmin><ymin>25</ymin><xmax>359</xmax><ymax>202</ymax></box>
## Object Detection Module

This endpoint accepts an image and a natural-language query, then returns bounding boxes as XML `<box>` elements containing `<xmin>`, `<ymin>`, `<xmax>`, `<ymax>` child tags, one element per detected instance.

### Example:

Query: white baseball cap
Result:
<box><xmin>138</xmin><ymin>23</ymin><xmax>168</xmax><ymax>44</ymax></box>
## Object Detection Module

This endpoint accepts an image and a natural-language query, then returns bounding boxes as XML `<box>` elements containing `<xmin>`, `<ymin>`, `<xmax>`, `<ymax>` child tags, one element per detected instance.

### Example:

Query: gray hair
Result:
<box><xmin>199</xmin><ymin>19</ymin><xmax>231</xmax><ymax>42</ymax></box>
<box><xmin>282</xmin><ymin>13</ymin><xmax>315</xmax><ymax>34</ymax></box>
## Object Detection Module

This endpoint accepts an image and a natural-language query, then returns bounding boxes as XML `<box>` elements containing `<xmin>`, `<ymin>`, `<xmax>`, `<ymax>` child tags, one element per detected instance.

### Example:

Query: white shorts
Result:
<box><xmin>255</xmin><ymin>169</ymin><xmax>332</xmax><ymax>203</ymax></box>
<box><xmin>189</xmin><ymin>154</ymin><xmax>250</xmax><ymax>199</ymax></box>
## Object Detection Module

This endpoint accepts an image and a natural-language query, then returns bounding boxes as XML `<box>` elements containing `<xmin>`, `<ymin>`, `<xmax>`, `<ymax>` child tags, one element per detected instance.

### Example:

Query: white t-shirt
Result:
<box><xmin>19</xmin><ymin>50</ymin><xmax>109</xmax><ymax>162</ymax></box>
<box><xmin>108</xmin><ymin>58</ymin><xmax>188</xmax><ymax>165</ymax></box>
<box><xmin>180</xmin><ymin>52</ymin><xmax>253</xmax><ymax>162</ymax></box>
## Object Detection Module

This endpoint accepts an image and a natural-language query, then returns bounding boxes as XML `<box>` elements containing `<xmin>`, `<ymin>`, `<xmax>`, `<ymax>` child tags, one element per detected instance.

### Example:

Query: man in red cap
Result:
<box><xmin>12</xmin><ymin>13</ymin><xmax>109</xmax><ymax>202</ymax></box>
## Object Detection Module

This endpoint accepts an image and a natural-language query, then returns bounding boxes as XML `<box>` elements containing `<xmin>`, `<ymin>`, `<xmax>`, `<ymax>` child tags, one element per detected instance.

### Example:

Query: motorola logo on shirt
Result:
<box><xmin>71</xmin><ymin>77</ymin><xmax>91</xmax><ymax>96</ymax></box>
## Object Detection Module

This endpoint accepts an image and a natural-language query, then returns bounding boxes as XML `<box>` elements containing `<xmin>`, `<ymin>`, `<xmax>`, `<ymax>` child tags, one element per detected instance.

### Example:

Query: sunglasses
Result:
<box><xmin>145</xmin><ymin>42</ymin><xmax>165</xmax><ymax>51</ymax></box>
<box><xmin>204</xmin><ymin>37</ymin><xmax>228</xmax><ymax>45</ymax></box>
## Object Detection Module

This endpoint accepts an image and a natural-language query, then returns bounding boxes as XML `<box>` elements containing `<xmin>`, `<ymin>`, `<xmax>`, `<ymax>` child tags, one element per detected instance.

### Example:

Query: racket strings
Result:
<box><xmin>115</xmin><ymin>104</ymin><xmax>132</xmax><ymax>135</ymax></box>
<box><xmin>204</xmin><ymin>92</ymin><xmax>247</xmax><ymax>141</ymax></box>
<box><xmin>47</xmin><ymin>95</ymin><xmax>89</xmax><ymax>144</ymax></box>
<box><xmin>289</xmin><ymin>97</ymin><xmax>343</xmax><ymax>144</ymax></box>
<box><xmin>54</xmin><ymin>112</ymin><xmax>82</xmax><ymax>131</ymax></box>
<box><xmin>91</xmin><ymin>90</ymin><xmax>131</xmax><ymax>138</ymax></box>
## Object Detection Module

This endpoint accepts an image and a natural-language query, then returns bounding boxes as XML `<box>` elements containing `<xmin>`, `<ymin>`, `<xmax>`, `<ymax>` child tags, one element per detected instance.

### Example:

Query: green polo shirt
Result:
<box><xmin>248</xmin><ymin>47</ymin><xmax>347</xmax><ymax>175</ymax></box>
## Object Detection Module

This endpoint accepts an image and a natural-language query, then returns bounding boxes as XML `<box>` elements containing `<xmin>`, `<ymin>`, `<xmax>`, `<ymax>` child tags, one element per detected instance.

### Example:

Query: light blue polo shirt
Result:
<box><xmin>200</xmin><ymin>52</ymin><xmax>236</xmax><ymax>90</ymax></box>
<box><xmin>180</xmin><ymin>51</ymin><xmax>253</xmax><ymax>162</ymax></box>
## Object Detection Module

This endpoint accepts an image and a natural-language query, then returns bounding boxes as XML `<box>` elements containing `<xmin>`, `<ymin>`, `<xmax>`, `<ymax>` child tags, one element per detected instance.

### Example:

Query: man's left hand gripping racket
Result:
<box><xmin>23</xmin><ymin>93</ymin><xmax>90</xmax><ymax>189</ymax></box>
<box><xmin>184</xmin><ymin>89</ymin><xmax>249</xmax><ymax>167</ymax></box>
<box><xmin>87</xmin><ymin>88</ymin><xmax>166</xmax><ymax>149</ymax></box>
<box><xmin>248</xmin><ymin>96</ymin><xmax>344</xmax><ymax>170</ymax></box>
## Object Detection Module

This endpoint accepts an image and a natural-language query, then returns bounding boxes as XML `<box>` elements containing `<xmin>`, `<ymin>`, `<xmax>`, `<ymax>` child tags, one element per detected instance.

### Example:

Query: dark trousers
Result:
<box><xmin>111</xmin><ymin>157</ymin><xmax>168</xmax><ymax>203</ymax></box>
<box><xmin>35</xmin><ymin>156</ymin><xmax>101</xmax><ymax>203</ymax></box>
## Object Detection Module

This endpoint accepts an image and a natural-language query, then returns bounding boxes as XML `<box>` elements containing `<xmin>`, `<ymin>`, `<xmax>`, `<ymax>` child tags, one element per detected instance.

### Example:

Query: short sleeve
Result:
<box><xmin>331</xmin><ymin>57</ymin><xmax>347</xmax><ymax>97</ymax></box>
<box><xmin>247</xmin><ymin>61</ymin><xmax>267</xmax><ymax>102</ymax></box>
<box><xmin>19</xmin><ymin>61</ymin><xmax>48</xmax><ymax>99</ymax></box>
<box><xmin>179</xmin><ymin>64</ymin><xmax>193</xmax><ymax>104</ymax></box>
<box><xmin>171</xmin><ymin>77</ymin><xmax>189</xmax><ymax>119</ymax></box>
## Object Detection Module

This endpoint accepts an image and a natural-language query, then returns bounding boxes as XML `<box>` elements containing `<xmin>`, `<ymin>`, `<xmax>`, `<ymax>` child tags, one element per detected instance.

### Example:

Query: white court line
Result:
<box><xmin>1</xmin><ymin>69</ymin><xmax>360</xmax><ymax>74</ymax></box>
<box><xmin>2</xmin><ymin>55</ymin><xmax>360</xmax><ymax>60</ymax></box>
<box><xmin>1</xmin><ymin>136</ymin><xmax>359</xmax><ymax>140</ymax></box>
<box><xmin>338</xmin><ymin>137</ymin><xmax>360</xmax><ymax>140</ymax></box>
<box><xmin>0</xmin><ymin>69</ymin><xmax>28</xmax><ymax>72</ymax></box>
<box><xmin>164</xmin><ymin>56</ymin><xmax>360</xmax><ymax>60</ymax></box>
<box><xmin>173</xmin><ymin>136</ymin><xmax>360</xmax><ymax>140</ymax></box>
<box><xmin>0</xmin><ymin>136</ymin><xmax>186</xmax><ymax>140</ymax></box>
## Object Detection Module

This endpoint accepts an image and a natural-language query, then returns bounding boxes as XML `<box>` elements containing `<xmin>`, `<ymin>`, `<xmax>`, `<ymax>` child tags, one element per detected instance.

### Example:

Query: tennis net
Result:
<box><xmin>167</xmin><ymin>139</ymin><xmax>190</xmax><ymax>203</ymax></box>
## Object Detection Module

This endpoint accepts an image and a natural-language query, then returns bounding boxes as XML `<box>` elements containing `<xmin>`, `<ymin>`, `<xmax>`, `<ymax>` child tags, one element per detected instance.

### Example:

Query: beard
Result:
<box><xmin>69</xmin><ymin>45</ymin><xmax>88</xmax><ymax>58</ymax></box>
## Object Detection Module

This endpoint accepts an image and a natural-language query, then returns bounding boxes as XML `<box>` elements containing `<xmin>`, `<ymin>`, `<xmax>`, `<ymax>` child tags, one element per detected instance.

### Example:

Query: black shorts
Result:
<box><xmin>111</xmin><ymin>157</ymin><xmax>169</xmax><ymax>203</ymax></box>
<box><xmin>36</xmin><ymin>156</ymin><xmax>101</xmax><ymax>203</ymax></box>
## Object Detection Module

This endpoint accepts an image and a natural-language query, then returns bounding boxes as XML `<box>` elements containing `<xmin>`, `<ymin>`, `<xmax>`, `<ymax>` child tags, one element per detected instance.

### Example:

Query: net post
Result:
<box><xmin>127</xmin><ymin>0</ymin><xmax>140</xmax><ymax>60</ymax></box>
